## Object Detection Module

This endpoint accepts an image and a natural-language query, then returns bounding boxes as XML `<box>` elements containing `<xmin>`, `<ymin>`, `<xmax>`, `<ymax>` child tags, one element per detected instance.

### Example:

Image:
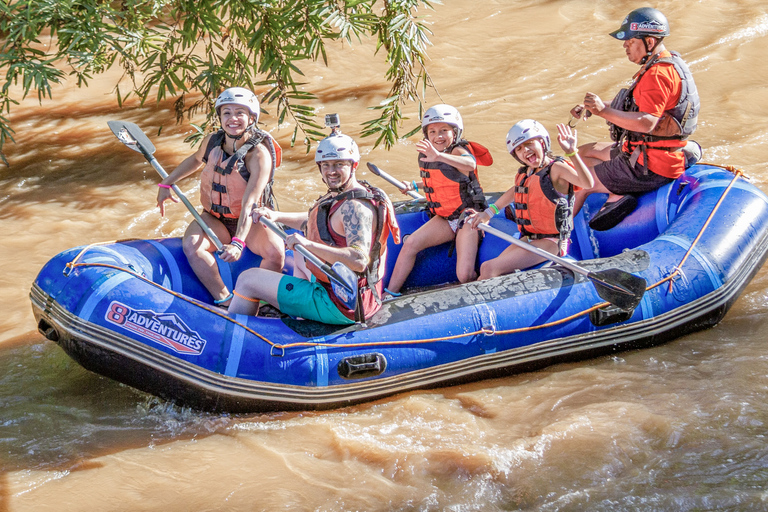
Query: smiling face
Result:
<box><xmin>425</xmin><ymin>122</ymin><xmax>456</xmax><ymax>151</ymax></box>
<box><xmin>219</xmin><ymin>105</ymin><xmax>253</xmax><ymax>137</ymax></box>
<box><xmin>319</xmin><ymin>159</ymin><xmax>355</xmax><ymax>191</ymax></box>
<box><xmin>513</xmin><ymin>138</ymin><xmax>547</xmax><ymax>168</ymax></box>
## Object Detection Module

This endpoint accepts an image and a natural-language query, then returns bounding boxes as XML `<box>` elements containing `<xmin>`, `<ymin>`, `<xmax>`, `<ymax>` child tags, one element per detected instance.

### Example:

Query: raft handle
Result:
<box><xmin>589</xmin><ymin>304</ymin><xmax>634</xmax><ymax>327</ymax></box>
<box><xmin>338</xmin><ymin>353</ymin><xmax>387</xmax><ymax>380</ymax></box>
<box><xmin>37</xmin><ymin>319</ymin><xmax>60</xmax><ymax>342</ymax></box>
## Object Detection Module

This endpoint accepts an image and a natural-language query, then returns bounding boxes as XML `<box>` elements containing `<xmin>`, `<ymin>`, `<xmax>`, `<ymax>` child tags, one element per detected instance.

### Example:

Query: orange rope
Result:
<box><xmin>662</xmin><ymin>166</ymin><xmax>742</xmax><ymax>292</ymax></box>
<box><xmin>64</xmin><ymin>165</ymin><xmax>743</xmax><ymax>353</ymax></box>
<box><xmin>233</xmin><ymin>289</ymin><xmax>262</xmax><ymax>303</ymax></box>
<box><xmin>65</xmin><ymin>238</ymin><xmax>141</xmax><ymax>273</ymax></box>
<box><xmin>65</xmin><ymin>261</ymin><xmax>279</xmax><ymax>348</ymax></box>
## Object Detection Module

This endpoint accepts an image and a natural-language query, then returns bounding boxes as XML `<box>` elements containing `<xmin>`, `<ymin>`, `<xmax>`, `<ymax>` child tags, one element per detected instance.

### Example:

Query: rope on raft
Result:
<box><xmin>64</xmin><ymin>165</ymin><xmax>745</xmax><ymax>354</ymax></box>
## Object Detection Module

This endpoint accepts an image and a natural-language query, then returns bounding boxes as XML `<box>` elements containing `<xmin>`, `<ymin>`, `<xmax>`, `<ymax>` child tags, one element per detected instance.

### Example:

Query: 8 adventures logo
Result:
<box><xmin>629</xmin><ymin>21</ymin><xmax>666</xmax><ymax>34</ymax></box>
<box><xmin>105</xmin><ymin>301</ymin><xmax>207</xmax><ymax>355</ymax></box>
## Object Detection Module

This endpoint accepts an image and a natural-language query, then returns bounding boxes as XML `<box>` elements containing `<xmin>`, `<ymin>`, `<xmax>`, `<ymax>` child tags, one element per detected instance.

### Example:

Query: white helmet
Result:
<box><xmin>506</xmin><ymin>119</ymin><xmax>551</xmax><ymax>162</ymax></box>
<box><xmin>422</xmin><ymin>104</ymin><xmax>464</xmax><ymax>140</ymax></box>
<box><xmin>214</xmin><ymin>87</ymin><xmax>260</xmax><ymax>120</ymax></box>
<box><xmin>315</xmin><ymin>133</ymin><xmax>360</xmax><ymax>164</ymax></box>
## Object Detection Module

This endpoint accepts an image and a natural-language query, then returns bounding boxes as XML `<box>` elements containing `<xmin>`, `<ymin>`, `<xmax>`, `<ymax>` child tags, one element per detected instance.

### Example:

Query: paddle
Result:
<box><xmin>478</xmin><ymin>223</ymin><xmax>646</xmax><ymax>311</ymax></box>
<box><xmin>257</xmin><ymin>216</ymin><xmax>359</xmax><ymax>312</ymax></box>
<box><xmin>366</xmin><ymin>162</ymin><xmax>424</xmax><ymax>200</ymax></box>
<box><xmin>107</xmin><ymin>120</ymin><xmax>224</xmax><ymax>252</ymax></box>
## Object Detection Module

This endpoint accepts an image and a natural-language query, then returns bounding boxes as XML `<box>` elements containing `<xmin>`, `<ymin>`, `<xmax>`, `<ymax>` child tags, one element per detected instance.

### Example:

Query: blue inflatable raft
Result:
<box><xmin>30</xmin><ymin>164</ymin><xmax>768</xmax><ymax>412</ymax></box>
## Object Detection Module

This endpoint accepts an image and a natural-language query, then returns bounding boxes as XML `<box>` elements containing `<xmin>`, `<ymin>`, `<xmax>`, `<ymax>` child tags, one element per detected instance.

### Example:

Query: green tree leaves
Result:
<box><xmin>0</xmin><ymin>0</ymin><xmax>438</xmax><ymax>164</ymax></box>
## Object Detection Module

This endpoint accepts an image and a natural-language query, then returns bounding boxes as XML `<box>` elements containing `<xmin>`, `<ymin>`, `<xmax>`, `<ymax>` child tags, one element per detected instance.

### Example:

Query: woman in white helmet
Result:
<box><xmin>467</xmin><ymin>120</ymin><xmax>593</xmax><ymax>279</ymax></box>
<box><xmin>385</xmin><ymin>104</ymin><xmax>491</xmax><ymax>297</ymax></box>
<box><xmin>156</xmin><ymin>87</ymin><xmax>284</xmax><ymax>308</ymax></box>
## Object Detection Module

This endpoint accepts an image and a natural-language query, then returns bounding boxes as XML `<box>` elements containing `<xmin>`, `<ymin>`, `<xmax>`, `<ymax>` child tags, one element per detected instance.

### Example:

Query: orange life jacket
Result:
<box><xmin>305</xmin><ymin>181</ymin><xmax>400</xmax><ymax>322</ymax></box>
<box><xmin>419</xmin><ymin>140</ymin><xmax>490</xmax><ymax>220</ymax></box>
<box><xmin>505</xmin><ymin>157</ymin><xmax>574</xmax><ymax>254</ymax></box>
<box><xmin>200</xmin><ymin>129</ymin><xmax>282</xmax><ymax>219</ymax></box>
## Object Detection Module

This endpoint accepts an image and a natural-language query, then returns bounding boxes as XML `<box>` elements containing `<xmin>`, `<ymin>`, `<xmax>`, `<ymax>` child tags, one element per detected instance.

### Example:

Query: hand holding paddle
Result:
<box><xmin>254</xmin><ymin>211</ymin><xmax>359</xmax><ymax>312</ymax></box>
<box><xmin>107</xmin><ymin>120</ymin><xmax>224</xmax><ymax>253</ymax></box>
<box><xmin>156</xmin><ymin>182</ymin><xmax>179</xmax><ymax>217</ymax></box>
<box><xmin>477</xmin><ymin>222</ymin><xmax>646</xmax><ymax>311</ymax></box>
<box><xmin>366</xmin><ymin>163</ymin><xmax>424</xmax><ymax>200</ymax></box>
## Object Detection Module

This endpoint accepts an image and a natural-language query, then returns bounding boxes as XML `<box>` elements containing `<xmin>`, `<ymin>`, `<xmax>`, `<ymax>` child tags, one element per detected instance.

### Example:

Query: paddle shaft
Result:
<box><xmin>258</xmin><ymin>216</ymin><xmax>354</xmax><ymax>294</ymax></box>
<box><xmin>108</xmin><ymin>120</ymin><xmax>224</xmax><ymax>252</ymax></box>
<box><xmin>478</xmin><ymin>222</ymin><xmax>644</xmax><ymax>302</ymax></box>
<box><xmin>478</xmin><ymin>223</ymin><xmax>589</xmax><ymax>278</ymax></box>
<box><xmin>153</xmin><ymin>158</ymin><xmax>224</xmax><ymax>253</ymax></box>
<box><xmin>366</xmin><ymin>163</ymin><xmax>424</xmax><ymax>200</ymax></box>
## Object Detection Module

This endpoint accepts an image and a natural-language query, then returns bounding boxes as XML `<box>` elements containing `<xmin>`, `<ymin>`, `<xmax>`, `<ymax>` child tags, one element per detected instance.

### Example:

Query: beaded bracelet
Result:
<box><xmin>157</xmin><ymin>183</ymin><xmax>172</xmax><ymax>189</ymax></box>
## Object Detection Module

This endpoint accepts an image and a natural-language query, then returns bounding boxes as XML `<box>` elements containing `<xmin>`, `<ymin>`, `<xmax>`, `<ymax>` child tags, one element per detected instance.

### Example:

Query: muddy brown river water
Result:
<box><xmin>2</xmin><ymin>1</ymin><xmax>768</xmax><ymax>510</ymax></box>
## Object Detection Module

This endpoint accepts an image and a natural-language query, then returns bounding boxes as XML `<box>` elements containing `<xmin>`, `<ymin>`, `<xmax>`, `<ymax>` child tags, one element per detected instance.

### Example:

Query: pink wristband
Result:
<box><xmin>231</xmin><ymin>237</ymin><xmax>246</xmax><ymax>249</ymax></box>
<box><xmin>158</xmin><ymin>183</ymin><xmax>172</xmax><ymax>189</ymax></box>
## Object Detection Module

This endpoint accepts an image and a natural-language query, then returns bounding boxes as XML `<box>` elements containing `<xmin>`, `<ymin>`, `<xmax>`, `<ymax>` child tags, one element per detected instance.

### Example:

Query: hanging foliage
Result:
<box><xmin>0</xmin><ymin>0</ymin><xmax>438</xmax><ymax>164</ymax></box>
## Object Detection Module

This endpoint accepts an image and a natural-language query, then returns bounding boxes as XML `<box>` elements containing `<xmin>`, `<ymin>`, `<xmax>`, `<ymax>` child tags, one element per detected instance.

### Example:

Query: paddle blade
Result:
<box><xmin>588</xmin><ymin>268</ymin><xmax>647</xmax><ymax>311</ymax></box>
<box><xmin>329</xmin><ymin>261</ymin><xmax>358</xmax><ymax>311</ymax></box>
<box><xmin>108</xmin><ymin>120</ymin><xmax>156</xmax><ymax>157</ymax></box>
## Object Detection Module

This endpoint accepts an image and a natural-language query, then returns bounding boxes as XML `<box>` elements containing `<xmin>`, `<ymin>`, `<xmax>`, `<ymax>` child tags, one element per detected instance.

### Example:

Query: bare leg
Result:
<box><xmin>454</xmin><ymin>222</ymin><xmax>480</xmax><ymax>283</ymax></box>
<box><xmin>578</xmin><ymin>141</ymin><xmax>613</xmax><ymax>162</ymax></box>
<box><xmin>386</xmin><ymin>216</ymin><xmax>455</xmax><ymax>293</ymax></box>
<box><xmin>182</xmin><ymin>213</ymin><xmax>233</xmax><ymax>303</ymax></box>
<box><xmin>292</xmin><ymin>252</ymin><xmax>311</xmax><ymax>280</ymax></box>
<box><xmin>573</xmin><ymin>142</ymin><xmax>624</xmax><ymax>214</ymax></box>
<box><xmin>478</xmin><ymin>238</ymin><xmax>558</xmax><ymax>280</ymax></box>
<box><xmin>245</xmin><ymin>221</ymin><xmax>285</xmax><ymax>272</ymax></box>
<box><xmin>229</xmin><ymin>268</ymin><xmax>284</xmax><ymax>315</ymax></box>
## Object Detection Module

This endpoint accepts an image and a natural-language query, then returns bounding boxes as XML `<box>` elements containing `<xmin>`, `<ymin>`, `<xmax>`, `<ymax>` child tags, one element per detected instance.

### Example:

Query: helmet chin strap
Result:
<box><xmin>640</xmin><ymin>36</ymin><xmax>663</xmax><ymax>64</ymax></box>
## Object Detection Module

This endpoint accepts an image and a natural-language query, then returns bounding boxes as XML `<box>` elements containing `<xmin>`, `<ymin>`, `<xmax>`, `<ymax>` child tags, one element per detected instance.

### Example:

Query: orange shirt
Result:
<box><xmin>627</xmin><ymin>50</ymin><xmax>686</xmax><ymax>179</ymax></box>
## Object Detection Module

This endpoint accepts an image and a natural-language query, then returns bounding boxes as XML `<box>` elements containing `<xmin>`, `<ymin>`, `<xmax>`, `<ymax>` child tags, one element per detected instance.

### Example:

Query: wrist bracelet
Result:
<box><xmin>157</xmin><ymin>183</ymin><xmax>172</xmax><ymax>189</ymax></box>
<box><xmin>483</xmin><ymin>208</ymin><xmax>494</xmax><ymax>218</ymax></box>
<box><xmin>564</xmin><ymin>149</ymin><xmax>579</xmax><ymax>158</ymax></box>
<box><xmin>489</xmin><ymin>203</ymin><xmax>500</xmax><ymax>215</ymax></box>
<box><xmin>411</xmin><ymin>180</ymin><xmax>419</xmax><ymax>192</ymax></box>
<box><xmin>231</xmin><ymin>237</ymin><xmax>246</xmax><ymax>249</ymax></box>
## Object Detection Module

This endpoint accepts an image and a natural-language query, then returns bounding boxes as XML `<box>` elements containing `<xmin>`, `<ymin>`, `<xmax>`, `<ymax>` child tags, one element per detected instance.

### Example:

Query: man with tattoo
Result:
<box><xmin>229</xmin><ymin>132</ymin><xmax>399</xmax><ymax>324</ymax></box>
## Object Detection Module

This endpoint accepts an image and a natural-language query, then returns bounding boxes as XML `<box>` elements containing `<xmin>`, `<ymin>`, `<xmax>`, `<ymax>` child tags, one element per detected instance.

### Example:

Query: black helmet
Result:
<box><xmin>610</xmin><ymin>7</ymin><xmax>669</xmax><ymax>40</ymax></box>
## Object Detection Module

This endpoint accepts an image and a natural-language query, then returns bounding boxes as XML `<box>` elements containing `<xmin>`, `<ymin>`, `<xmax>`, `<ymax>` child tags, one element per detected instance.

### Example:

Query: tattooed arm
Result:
<box><xmin>334</xmin><ymin>199</ymin><xmax>374</xmax><ymax>272</ymax></box>
<box><xmin>287</xmin><ymin>198</ymin><xmax>374</xmax><ymax>273</ymax></box>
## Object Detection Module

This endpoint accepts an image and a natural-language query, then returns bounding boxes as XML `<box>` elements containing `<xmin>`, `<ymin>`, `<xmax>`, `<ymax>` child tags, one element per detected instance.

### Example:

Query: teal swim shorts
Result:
<box><xmin>276</xmin><ymin>275</ymin><xmax>354</xmax><ymax>325</ymax></box>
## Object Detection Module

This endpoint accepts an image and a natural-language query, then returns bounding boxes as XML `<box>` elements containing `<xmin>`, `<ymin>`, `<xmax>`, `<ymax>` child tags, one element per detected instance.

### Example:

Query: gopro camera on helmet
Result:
<box><xmin>325</xmin><ymin>113</ymin><xmax>341</xmax><ymax>129</ymax></box>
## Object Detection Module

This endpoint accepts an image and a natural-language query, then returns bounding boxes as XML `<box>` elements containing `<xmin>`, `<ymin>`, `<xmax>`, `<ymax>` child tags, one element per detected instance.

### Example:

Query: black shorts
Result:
<box><xmin>214</xmin><ymin>215</ymin><xmax>239</xmax><ymax>238</ymax></box>
<box><xmin>595</xmin><ymin>145</ymin><xmax>674</xmax><ymax>195</ymax></box>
